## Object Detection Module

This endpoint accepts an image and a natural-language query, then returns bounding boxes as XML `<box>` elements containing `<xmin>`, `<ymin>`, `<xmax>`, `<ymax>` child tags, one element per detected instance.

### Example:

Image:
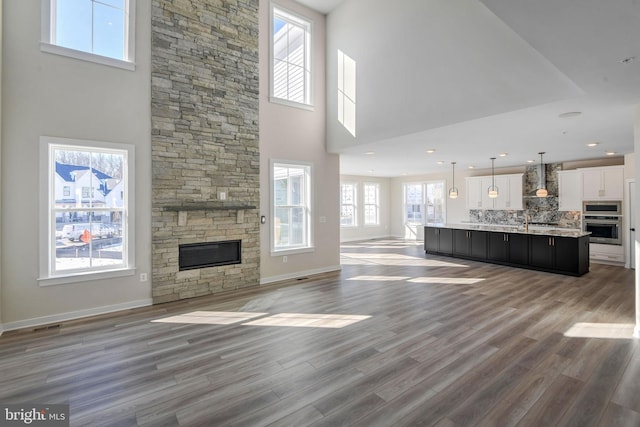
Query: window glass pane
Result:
<box><xmin>272</xmin><ymin>8</ymin><xmax>311</xmax><ymax>105</ymax></box>
<box><xmin>100</xmin><ymin>0</ymin><xmax>125</xmax><ymax>8</ymax></box>
<box><xmin>55</xmin><ymin>0</ymin><xmax>92</xmax><ymax>53</ymax></box>
<box><xmin>55</xmin><ymin>211</ymin><xmax>124</xmax><ymax>272</ymax></box>
<box><xmin>93</xmin><ymin>2</ymin><xmax>125</xmax><ymax>60</ymax></box>
<box><xmin>50</xmin><ymin>142</ymin><xmax>129</xmax><ymax>276</ymax></box>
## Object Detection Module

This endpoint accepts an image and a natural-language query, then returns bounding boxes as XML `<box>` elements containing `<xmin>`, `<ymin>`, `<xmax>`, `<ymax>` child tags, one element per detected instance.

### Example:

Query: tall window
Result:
<box><xmin>363</xmin><ymin>183</ymin><xmax>379</xmax><ymax>225</ymax></box>
<box><xmin>404</xmin><ymin>181</ymin><xmax>445</xmax><ymax>225</ymax></box>
<box><xmin>340</xmin><ymin>183</ymin><xmax>357</xmax><ymax>227</ymax></box>
<box><xmin>41</xmin><ymin>0</ymin><xmax>136</xmax><ymax>70</ymax></box>
<box><xmin>40</xmin><ymin>136</ymin><xmax>134</xmax><ymax>283</ymax></box>
<box><xmin>273</xmin><ymin>162</ymin><xmax>312</xmax><ymax>252</ymax></box>
<box><xmin>271</xmin><ymin>6</ymin><xmax>312</xmax><ymax>107</ymax></box>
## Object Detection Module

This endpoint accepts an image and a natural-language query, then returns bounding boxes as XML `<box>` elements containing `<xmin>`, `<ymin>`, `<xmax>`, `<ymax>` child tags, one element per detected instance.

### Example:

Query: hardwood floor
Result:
<box><xmin>1</xmin><ymin>239</ymin><xmax>639</xmax><ymax>426</ymax></box>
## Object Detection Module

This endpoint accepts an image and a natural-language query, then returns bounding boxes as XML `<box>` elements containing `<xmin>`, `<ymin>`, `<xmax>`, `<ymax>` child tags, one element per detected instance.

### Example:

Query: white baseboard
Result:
<box><xmin>260</xmin><ymin>265</ymin><xmax>341</xmax><ymax>285</ymax></box>
<box><xmin>0</xmin><ymin>299</ymin><xmax>153</xmax><ymax>333</ymax></box>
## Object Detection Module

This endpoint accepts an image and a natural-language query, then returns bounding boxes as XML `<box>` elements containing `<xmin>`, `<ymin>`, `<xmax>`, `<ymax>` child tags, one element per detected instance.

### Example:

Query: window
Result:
<box><xmin>39</xmin><ymin>136</ymin><xmax>135</xmax><ymax>284</ymax></box>
<box><xmin>271</xmin><ymin>5</ymin><xmax>312</xmax><ymax>107</ymax></box>
<box><xmin>272</xmin><ymin>161</ymin><xmax>312</xmax><ymax>253</ymax></box>
<box><xmin>404</xmin><ymin>181</ymin><xmax>445</xmax><ymax>225</ymax></box>
<box><xmin>363</xmin><ymin>183</ymin><xmax>379</xmax><ymax>226</ymax></box>
<box><xmin>41</xmin><ymin>0</ymin><xmax>136</xmax><ymax>70</ymax></box>
<box><xmin>340</xmin><ymin>183</ymin><xmax>357</xmax><ymax>227</ymax></box>
<box><xmin>337</xmin><ymin>50</ymin><xmax>356</xmax><ymax>137</ymax></box>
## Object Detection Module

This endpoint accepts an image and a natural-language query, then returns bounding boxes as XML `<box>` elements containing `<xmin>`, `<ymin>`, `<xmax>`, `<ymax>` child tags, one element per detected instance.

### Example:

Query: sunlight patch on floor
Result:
<box><xmin>152</xmin><ymin>311</ymin><xmax>371</xmax><ymax>329</ymax></box>
<box><xmin>564</xmin><ymin>322</ymin><xmax>636</xmax><ymax>339</ymax></box>
<box><xmin>243</xmin><ymin>313</ymin><xmax>371</xmax><ymax>329</ymax></box>
<box><xmin>152</xmin><ymin>311</ymin><xmax>267</xmax><ymax>325</ymax></box>
<box><xmin>408</xmin><ymin>277</ymin><xmax>485</xmax><ymax>285</ymax></box>
<box><xmin>347</xmin><ymin>275</ymin><xmax>411</xmax><ymax>282</ymax></box>
<box><xmin>340</xmin><ymin>254</ymin><xmax>469</xmax><ymax>268</ymax></box>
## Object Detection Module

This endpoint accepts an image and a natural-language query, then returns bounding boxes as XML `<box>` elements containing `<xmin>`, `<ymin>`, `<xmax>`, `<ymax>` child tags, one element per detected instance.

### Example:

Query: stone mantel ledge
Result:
<box><xmin>160</xmin><ymin>202</ymin><xmax>257</xmax><ymax>211</ymax></box>
<box><xmin>159</xmin><ymin>202</ymin><xmax>257</xmax><ymax>226</ymax></box>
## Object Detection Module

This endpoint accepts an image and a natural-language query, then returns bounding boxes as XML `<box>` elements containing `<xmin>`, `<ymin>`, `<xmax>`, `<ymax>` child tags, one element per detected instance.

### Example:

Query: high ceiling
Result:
<box><xmin>297</xmin><ymin>0</ymin><xmax>640</xmax><ymax>177</ymax></box>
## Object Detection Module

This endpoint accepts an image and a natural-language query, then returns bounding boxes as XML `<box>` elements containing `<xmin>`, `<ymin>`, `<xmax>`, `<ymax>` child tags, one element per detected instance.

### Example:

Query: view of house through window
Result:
<box><xmin>404</xmin><ymin>181</ymin><xmax>445</xmax><ymax>224</ymax></box>
<box><xmin>48</xmin><ymin>143</ymin><xmax>128</xmax><ymax>274</ymax></box>
<box><xmin>273</xmin><ymin>162</ymin><xmax>312</xmax><ymax>251</ymax></box>
<box><xmin>272</xmin><ymin>6</ymin><xmax>312</xmax><ymax>106</ymax></box>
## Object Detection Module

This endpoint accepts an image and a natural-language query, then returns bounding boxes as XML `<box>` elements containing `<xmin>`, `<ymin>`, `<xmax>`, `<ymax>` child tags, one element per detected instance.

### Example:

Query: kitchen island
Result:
<box><xmin>424</xmin><ymin>224</ymin><xmax>590</xmax><ymax>276</ymax></box>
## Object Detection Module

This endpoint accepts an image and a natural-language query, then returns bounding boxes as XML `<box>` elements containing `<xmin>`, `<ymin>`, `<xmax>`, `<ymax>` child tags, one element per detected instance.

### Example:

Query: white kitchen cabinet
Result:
<box><xmin>466</xmin><ymin>176</ymin><xmax>493</xmax><ymax>209</ymax></box>
<box><xmin>494</xmin><ymin>174</ymin><xmax>523</xmax><ymax>210</ymax></box>
<box><xmin>558</xmin><ymin>170</ymin><xmax>583</xmax><ymax>211</ymax></box>
<box><xmin>466</xmin><ymin>174</ymin><xmax>522</xmax><ymax>210</ymax></box>
<box><xmin>582</xmin><ymin>166</ymin><xmax>624</xmax><ymax>200</ymax></box>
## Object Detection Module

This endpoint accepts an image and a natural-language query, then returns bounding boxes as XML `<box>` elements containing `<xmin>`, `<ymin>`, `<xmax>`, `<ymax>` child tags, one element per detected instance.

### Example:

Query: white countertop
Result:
<box><xmin>428</xmin><ymin>223</ymin><xmax>590</xmax><ymax>238</ymax></box>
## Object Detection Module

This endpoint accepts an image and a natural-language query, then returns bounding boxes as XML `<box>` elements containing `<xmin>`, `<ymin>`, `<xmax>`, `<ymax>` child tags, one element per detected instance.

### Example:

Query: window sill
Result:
<box><xmin>38</xmin><ymin>267</ymin><xmax>136</xmax><ymax>287</ymax></box>
<box><xmin>269</xmin><ymin>96</ymin><xmax>315</xmax><ymax>111</ymax></box>
<box><xmin>271</xmin><ymin>247</ymin><xmax>315</xmax><ymax>256</ymax></box>
<box><xmin>40</xmin><ymin>42</ymin><xmax>135</xmax><ymax>71</ymax></box>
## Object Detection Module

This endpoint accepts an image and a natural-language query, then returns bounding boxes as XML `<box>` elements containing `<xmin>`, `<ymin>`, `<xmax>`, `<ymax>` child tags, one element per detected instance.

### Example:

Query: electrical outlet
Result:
<box><xmin>140</xmin><ymin>273</ymin><xmax>148</xmax><ymax>282</ymax></box>
<box><xmin>219</xmin><ymin>191</ymin><xmax>226</xmax><ymax>200</ymax></box>
<box><xmin>283</xmin><ymin>256</ymin><xmax>288</xmax><ymax>263</ymax></box>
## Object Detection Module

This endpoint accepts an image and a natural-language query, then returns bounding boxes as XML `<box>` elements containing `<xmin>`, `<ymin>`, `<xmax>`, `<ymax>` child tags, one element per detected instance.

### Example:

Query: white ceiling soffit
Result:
<box><xmin>293</xmin><ymin>0</ymin><xmax>344</xmax><ymax>15</ymax></box>
<box><xmin>326</xmin><ymin>0</ymin><xmax>640</xmax><ymax>177</ymax></box>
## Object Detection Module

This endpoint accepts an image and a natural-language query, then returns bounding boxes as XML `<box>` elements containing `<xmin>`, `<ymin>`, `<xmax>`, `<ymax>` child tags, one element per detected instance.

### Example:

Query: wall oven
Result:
<box><xmin>582</xmin><ymin>201</ymin><xmax>622</xmax><ymax>245</ymax></box>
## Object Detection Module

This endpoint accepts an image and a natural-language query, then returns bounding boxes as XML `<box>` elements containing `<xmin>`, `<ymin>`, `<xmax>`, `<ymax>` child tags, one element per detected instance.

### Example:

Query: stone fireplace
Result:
<box><xmin>150</xmin><ymin>0</ymin><xmax>260</xmax><ymax>303</ymax></box>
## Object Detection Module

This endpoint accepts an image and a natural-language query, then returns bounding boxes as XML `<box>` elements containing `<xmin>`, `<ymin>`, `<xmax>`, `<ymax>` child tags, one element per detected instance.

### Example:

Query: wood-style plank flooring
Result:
<box><xmin>1</xmin><ymin>239</ymin><xmax>639</xmax><ymax>426</ymax></box>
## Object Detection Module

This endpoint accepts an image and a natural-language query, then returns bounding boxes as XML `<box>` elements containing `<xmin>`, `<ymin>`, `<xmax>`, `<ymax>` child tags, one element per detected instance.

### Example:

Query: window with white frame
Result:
<box><xmin>363</xmin><ymin>183</ymin><xmax>379</xmax><ymax>226</ymax></box>
<box><xmin>404</xmin><ymin>181</ymin><xmax>445</xmax><ymax>225</ymax></box>
<box><xmin>340</xmin><ymin>183</ymin><xmax>357</xmax><ymax>227</ymax></box>
<box><xmin>272</xmin><ymin>161</ymin><xmax>312</xmax><ymax>252</ymax></box>
<box><xmin>41</xmin><ymin>0</ymin><xmax>136</xmax><ymax>70</ymax></box>
<box><xmin>40</xmin><ymin>136</ymin><xmax>134</xmax><ymax>283</ymax></box>
<box><xmin>271</xmin><ymin>5</ymin><xmax>312</xmax><ymax>107</ymax></box>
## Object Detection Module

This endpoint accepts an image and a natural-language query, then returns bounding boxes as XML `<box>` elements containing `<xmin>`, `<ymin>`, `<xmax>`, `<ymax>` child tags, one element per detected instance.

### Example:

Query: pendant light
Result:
<box><xmin>448</xmin><ymin>162</ymin><xmax>459</xmax><ymax>199</ymax></box>
<box><xmin>536</xmin><ymin>152</ymin><xmax>548</xmax><ymax>197</ymax></box>
<box><xmin>488</xmin><ymin>157</ymin><xmax>499</xmax><ymax>198</ymax></box>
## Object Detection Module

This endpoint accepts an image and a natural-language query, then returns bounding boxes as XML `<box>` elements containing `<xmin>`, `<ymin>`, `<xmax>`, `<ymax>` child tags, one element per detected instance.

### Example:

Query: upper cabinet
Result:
<box><xmin>494</xmin><ymin>174</ymin><xmax>523</xmax><ymax>210</ymax></box>
<box><xmin>582</xmin><ymin>166</ymin><xmax>624</xmax><ymax>200</ymax></box>
<box><xmin>558</xmin><ymin>170</ymin><xmax>583</xmax><ymax>211</ymax></box>
<box><xmin>465</xmin><ymin>174</ymin><xmax>523</xmax><ymax>210</ymax></box>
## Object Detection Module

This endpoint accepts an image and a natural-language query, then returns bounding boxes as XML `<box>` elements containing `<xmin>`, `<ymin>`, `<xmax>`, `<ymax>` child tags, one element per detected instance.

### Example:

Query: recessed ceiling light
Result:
<box><xmin>468</xmin><ymin>166</ymin><xmax>475</xmax><ymax>169</ymax></box>
<box><xmin>587</xmin><ymin>142</ymin><xmax>599</xmax><ymax>147</ymax></box>
<box><xmin>368</xmin><ymin>169</ymin><xmax>375</xmax><ymax>173</ymax></box>
<box><xmin>365</xmin><ymin>151</ymin><xmax>376</xmax><ymax>155</ymax></box>
<box><xmin>437</xmin><ymin>161</ymin><xmax>444</xmax><ymax>165</ymax></box>
<box><xmin>499</xmin><ymin>153</ymin><xmax>508</xmax><ymax>157</ymax></box>
<box><xmin>620</xmin><ymin>56</ymin><xmax>636</xmax><ymax>64</ymax></box>
<box><xmin>558</xmin><ymin>111</ymin><xmax>582</xmax><ymax>119</ymax></box>
<box><xmin>426</xmin><ymin>149</ymin><xmax>436</xmax><ymax>154</ymax></box>
<box><xmin>605</xmin><ymin>151</ymin><xmax>616</xmax><ymax>156</ymax></box>
<box><xmin>402</xmin><ymin>172</ymin><xmax>408</xmax><ymax>176</ymax></box>
<box><xmin>527</xmin><ymin>160</ymin><xmax>535</xmax><ymax>163</ymax></box>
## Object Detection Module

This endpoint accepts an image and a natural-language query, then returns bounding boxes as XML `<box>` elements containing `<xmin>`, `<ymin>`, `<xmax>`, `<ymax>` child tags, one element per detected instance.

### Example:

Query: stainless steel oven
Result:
<box><xmin>583</xmin><ymin>215</ymin><xmax>622</xmax><ymax>245</ymax></box>
<box><xmin>583</xmin><ymin>201</ymin><xmax>622</xmax><ymax>215</ymax></box>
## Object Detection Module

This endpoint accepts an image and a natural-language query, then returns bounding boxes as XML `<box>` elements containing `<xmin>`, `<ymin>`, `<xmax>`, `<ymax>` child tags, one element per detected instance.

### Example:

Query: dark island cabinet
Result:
<box><xmin>453</xmin><ymin>229</ymin><xmax>487</xmax><ymax>259</ymax></box>
<box><xmin>488</xmin><ymin>232</ymin><xmax>510</xmax><ymax>262</ymax></box>
<box><xmin>508</xmin><ymin>233</ymin><xmax>529</xmax><ymax>265</ymax></box>
<box><xmin>424</xmin><ymin>226</ymin><xmax>453</xmax><ymax>255</ymax></box>
<box><xmin>425</xmin><ymin>226</ymin><xmax>589</xmax><ymax>276</ymax></box>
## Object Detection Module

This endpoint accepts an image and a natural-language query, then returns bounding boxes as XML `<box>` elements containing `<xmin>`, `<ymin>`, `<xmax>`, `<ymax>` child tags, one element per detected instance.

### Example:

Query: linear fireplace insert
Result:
<box><xmin>179</xmin><ymin>240</ymin><xmax>241</xmax><ymax>271</ymax></box>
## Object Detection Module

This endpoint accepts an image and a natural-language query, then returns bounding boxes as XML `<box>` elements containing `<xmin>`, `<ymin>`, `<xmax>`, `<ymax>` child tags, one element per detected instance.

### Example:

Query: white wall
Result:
<box><xmin>259</xmin><ymin>0</ymin><xmax>341</xmax><ymax>283</ymax></box>
<box><xmin>1</xmin><ymin>1</ymin><xmax>152</xmax><ymax>328</ymax></box>
<box><xmin>0</xmin><ymin>0</ymin><xmax>3</xmax><ymax>331</ymax></box>
<box><xmin>339</xmin><ymin>175</ymin><xmax>391</xmax><ymax>242</ymax></box>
